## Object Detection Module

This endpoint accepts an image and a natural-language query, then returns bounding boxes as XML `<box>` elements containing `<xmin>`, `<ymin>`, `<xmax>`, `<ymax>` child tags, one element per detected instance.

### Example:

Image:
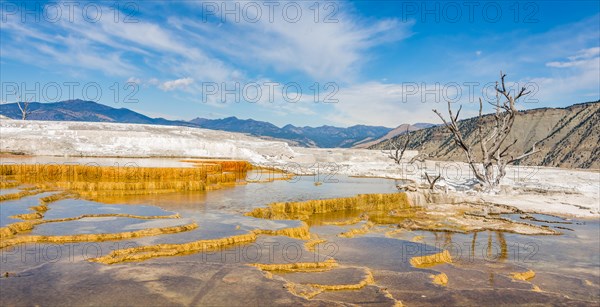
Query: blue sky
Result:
<box><xmin>1</xmin><ymin>0</ymin><xmax>599</xmax><ymax>127</ymax></box>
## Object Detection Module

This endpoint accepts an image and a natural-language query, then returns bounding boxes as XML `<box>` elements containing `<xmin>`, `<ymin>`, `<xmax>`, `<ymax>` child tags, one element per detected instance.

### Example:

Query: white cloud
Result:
<box><xmin>0</xmin><ymin>19</ymin><xmax>136</xmax><ymax>76</ymax></box>
<box><xmin>546</xmin><ymin>46</ymin><xmax>600</xmax><ymax>68</ymax></box>
<box><xmin>159</xmin><ymin>78</ymin><xmax>194</xmax><ymax>91</ymax></box>
<box><xmin>175</xmin><ymin>1</ymin><xmax>412</xmax><ymax>81</ymax></box>
<box><xmin>451</xmin><ymin>15</ymin><xmax>600</xmax><ymax>80</ymax></box>
<box><xmin>0</xmin><ymin>3</ymin><xmax>238</xmax><ymax>81</ymax></box>
<box><xmin>2</xmin><ymin>1</ymin><xmax>410</xmax><ymax>84</ymax></box>
<box><xmin>327</xmin><ymin>82</ymin><xmax>469</xmax><ymax>127</ymax></box>
<box><xmin>568</xmin><ymin>47</ymin><xmax>600</xmax><ymax>60</ymax></box>
<box><xmin>2</xmin><ymin>1</ymin><xmax>596</xmax><ymax>125</ymax></box>
<box><xmin>546</xmin><ymin>60</ymin><xmax>587</xmax><ymax>68</ymax></box>
<box><xmin>534</xmin><ymin>48</ymin><xmax>600</xmax><ymax>103</ymax></box>
<box><xmin>425</xmin><ymin>15</ymin><xmax>600</xmax><ymax>110</ymax></box>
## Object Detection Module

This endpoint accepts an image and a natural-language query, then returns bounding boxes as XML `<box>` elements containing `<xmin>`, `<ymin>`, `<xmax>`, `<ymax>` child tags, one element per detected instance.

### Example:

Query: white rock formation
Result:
<box><xmin>1</xmin><ymin>119</ymin><xmax>598</xmax><ymax>217</ymax></box>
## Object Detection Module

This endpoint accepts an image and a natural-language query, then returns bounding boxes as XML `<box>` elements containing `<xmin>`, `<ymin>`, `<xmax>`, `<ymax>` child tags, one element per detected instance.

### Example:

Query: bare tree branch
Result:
<box><xmin>432</xmin><ymin>72</ymin><xmax>540</xmax><ymax>189</ymax></box>
<box><xmin>434</xmin><ymin>101</ymin><xmax>487</xmax><ymax>183</ymax></box>
<box><xmin>16</xmin><ymin>95</ymin><xmax>32</xmax><ymax>120</ymax></box>
<box><xmin>507</xmin><ymin>143</ymin><xmax>538</xmax><ymax>164</ymax></box>
<box><xmin>424</xmin><ymin>172</ymin><xmax>441</xmax><ymax>190</ymax></box>
<box><xmin>384</xmin><ymin>126</ymin><xmax>411</xmax><ymax>164</ymax></box>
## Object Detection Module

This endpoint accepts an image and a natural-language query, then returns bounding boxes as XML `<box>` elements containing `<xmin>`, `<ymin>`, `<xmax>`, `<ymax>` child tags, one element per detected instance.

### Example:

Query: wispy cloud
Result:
<box><xmin>535</xmin><ymin>47</ymin><xmax>600</xmax><ymax>103</ymax></box>
<box><xmin>1</xmin><ymin>1</ymin><xmax>409</xmax><ymax>84</ymax></box>
<box><xmin>0</xmin><ymin>2</ymin><xmax>236</xmax><ymax>80</ymax></box>
<box><xmin>327</xmin><ymin>82</ymin><xmax>451</xmax><ymax>127</ymax></box>
<box><xmin>0</xmin><ymin>2</ymin><xmax>597</xmax><ymax>126</ymax></box>
<box><xmin>158</xmin><ymin>77</ymin><xmax>194</xmax><ymax>91</ymax></box>
<box><xmin>546</xmin><ymin>47</ymin><xmax>600</xmax><ymax>68</ymax></box>
<box><xmin>173</xmin><ymin>2</ymin><xmax>411</xmax><ymax>82</ymax></box>
<box><xmin>568</xmin><ymin>46</ymin><xmax>600</xmax><ymax>60</ymax></box>
<box><xmin>0</xmin><ymin>17</ymin><xmax>136</xmax><ymax>76</ymax></box>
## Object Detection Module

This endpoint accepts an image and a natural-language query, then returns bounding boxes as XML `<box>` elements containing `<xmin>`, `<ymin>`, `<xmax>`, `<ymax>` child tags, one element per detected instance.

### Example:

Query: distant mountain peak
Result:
<box><xmin>186</xmin><ymin>116</ymin><xmax>395</xmax><ymax>148</ymax></box>
<box><xmin>0</xmin><ymin>99</ymin><xmax>393</xmax><ymax>148</ymax></box>
<box><xmin>0</xmin><ymin>100</ymin><xmax>195</xmax><ymax>128</ymax></box>
<box><xmin>63</xmin><ymin>99</ymin><xmax>92</xmax><ymax>104</ymax></box>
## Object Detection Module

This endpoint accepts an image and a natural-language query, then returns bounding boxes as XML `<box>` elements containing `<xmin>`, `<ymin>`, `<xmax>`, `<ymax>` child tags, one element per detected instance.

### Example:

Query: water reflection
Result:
<box><xmin>0</xmin><ymin>159</ymin><xmax>598</xmax><ymax>306</ymax></box>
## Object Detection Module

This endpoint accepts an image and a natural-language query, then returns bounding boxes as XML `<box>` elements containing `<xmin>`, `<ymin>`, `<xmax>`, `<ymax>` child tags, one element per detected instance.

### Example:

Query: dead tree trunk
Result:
<box><xmin>432</xmin><ymin>72</ymin><xmax>538</xmax><ymax>188</ymax></box>
<box><xmin>424</xmin><ymin>172</ymin><xmax>441</xmax><ymax>190</ymax></box>
<box><xmin>16</xmin><ymin>96</ymin><xmax>32</xmax><ymax>120</ymax></box>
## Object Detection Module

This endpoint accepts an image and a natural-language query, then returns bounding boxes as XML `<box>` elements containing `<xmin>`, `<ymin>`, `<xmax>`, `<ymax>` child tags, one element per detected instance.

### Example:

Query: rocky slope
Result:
<box><xmin>371</xmin><ymin>101</ymin><xmax>600</xmax><ymax>169</ymax></box>
<box><xmin>353</xmin><ymin>123</ymin><xmax>434</xmax><ymax>149</ymax></box>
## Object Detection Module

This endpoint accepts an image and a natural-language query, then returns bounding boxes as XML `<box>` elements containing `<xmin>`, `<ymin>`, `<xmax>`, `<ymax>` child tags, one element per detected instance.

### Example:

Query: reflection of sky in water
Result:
<box><xmin>387</xmin><ymin>215</ymin><xmax>600</xmax><ymax>277</ymax></box>
<box><xmin>0</xmin><ymin>192</ymin><xmax>55</xmax><ymax>227</ymax></box>
<box><xmin>106</xmin><ymin>174</ymin><xmax>399</xmax><ymax>215</ymax></box>
<box><xmin>133</xmin><ymin>213</ymin><xmax>305</xmax><ymax>246</ymax></box>
<box><xmin>0</xmin><ymin>187</ymin><xmax>20</xmax><ymax>196</ymax></box>
<box><xmin>32</xmin><ymin>217</ymin><xmax>194</xmax><ymax>236</ymax></box>
<box><xmin>43</xmin><ymin>199</ymin><xmax>177</xmax><ymax>220</ymax></box>
<box><xmin>1</xmin><ymin>164</ymin><xmax>598</xmax><ymax>305</ymax></box>
<box><xmin>330</xmin><ymin>236</ymin><xmax>444</xmax><ymax>273</ymax></box>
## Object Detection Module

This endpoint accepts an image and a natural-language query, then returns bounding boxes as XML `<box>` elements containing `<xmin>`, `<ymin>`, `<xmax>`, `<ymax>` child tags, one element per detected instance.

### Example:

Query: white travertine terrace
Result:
<box><xmin>1</xmin><ymin>119</ymin><xmax>598</xmax><ymax>218</ymax></box>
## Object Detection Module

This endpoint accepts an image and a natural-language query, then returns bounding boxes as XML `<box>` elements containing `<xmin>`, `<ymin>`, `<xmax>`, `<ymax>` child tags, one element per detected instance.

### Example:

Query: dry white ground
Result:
<box><xmin>1</xmin><ymin>119</ymin><xmax>598</xmax><ymax>218</ymax></box>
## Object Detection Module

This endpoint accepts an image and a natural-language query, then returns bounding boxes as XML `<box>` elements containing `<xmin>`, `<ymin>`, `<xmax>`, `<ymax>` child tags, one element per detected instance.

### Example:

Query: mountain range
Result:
<box><xmin>0</xmin><ymin>99</ymin><xmax>420</xmax><ymax>148</ymax></box>
<box><xmin>371</xmin><ymin>101</ymin><xmax>600</xmax><ymax>169</ymax></box>
<box><xmin>189</xmin><ymin>116</ymin><xmax>411</xmax><ymax>147</ymax></box>
<box><xmin>0</xmin><ymin>100</ymin><xmax>196</xmax><ymax>127</ymax></box>
<box><xmin>1</xmin><ymin>99</ymin><xmax>598</xmax><ymax>168</ymax></box>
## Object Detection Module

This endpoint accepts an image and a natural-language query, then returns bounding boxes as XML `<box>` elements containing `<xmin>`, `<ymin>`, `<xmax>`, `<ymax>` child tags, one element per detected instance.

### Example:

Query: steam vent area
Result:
<box><xmin>1</xmin><ymin>157</ymin><xmax>599</xmax><ymax>306</ymax></box>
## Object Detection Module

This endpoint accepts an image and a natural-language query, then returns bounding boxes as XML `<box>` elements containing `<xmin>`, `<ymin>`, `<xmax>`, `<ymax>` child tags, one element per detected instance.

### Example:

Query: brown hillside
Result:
<box><xmin>370</xmin><ymin>102</ymin><xmax>600</xmax><ymax>169</ymax></box>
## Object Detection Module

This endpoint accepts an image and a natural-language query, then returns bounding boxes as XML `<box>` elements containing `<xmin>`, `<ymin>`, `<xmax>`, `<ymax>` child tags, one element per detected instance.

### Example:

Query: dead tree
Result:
<box><xmin>432</xmin><ymin>72</ymin><xmax>538</xmax><ymax>188</ymax></box>
<box><xmin>384</xmin><ymin>126</ymin><xmax>410</xmax><ymax>164</ymax></box>
<box><xmin>424</xmin><ymin>172</ymin><xmax>441</xmax><ymax>190</ymax></box>
<box><xmin>16</xmin><ymin>96</ymin><xmax>32</xmax><ymax>120</ymax></box>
